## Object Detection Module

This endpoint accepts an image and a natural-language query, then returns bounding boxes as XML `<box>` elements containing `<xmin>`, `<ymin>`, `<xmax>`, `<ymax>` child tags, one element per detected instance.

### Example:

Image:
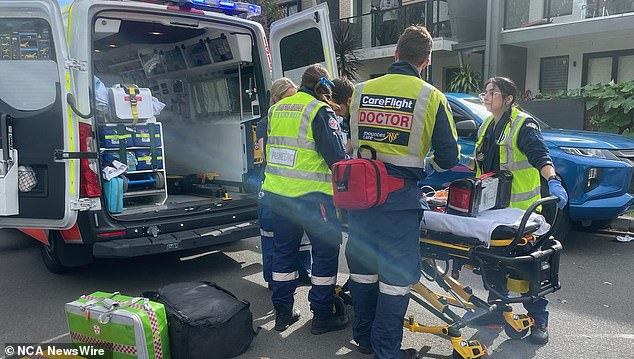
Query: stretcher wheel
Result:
<box><xmin>504</xmin><ymin>323</ymin><xmax>529</xmax><ymax>339</ymax></box>
<box><xmin>121</xmin><ymin>174</ymin><xmax>129</xmax><ymax>193</ymax></box>
<box><xmin>152</xmin><ymin>172</ymin><xmax>165</xmax><ymax>189</ymax></box>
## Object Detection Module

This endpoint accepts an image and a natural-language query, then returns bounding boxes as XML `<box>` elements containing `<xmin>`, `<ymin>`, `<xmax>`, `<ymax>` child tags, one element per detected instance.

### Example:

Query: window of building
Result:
<box><xmin>544</xmin><ymin>0</ymin><xmax>573</xmax><ymax>17</ymax></box>
<box><xmin>540</xmin><ymin>56</ymin><xmax>569</xmax><ymax>92</ymax></box>
<box><xmin>582</xmin><ymin>49</ymin><xmax>634</xmax><ymax>85</ymax></box>
<box><xmin>284</xmin><ymin>3</ymin><xmax>298</xmax><ymax>16</ymax></box>
<box><xmin>504</xmin><ymin>0</ymin><xmax>530</xmax><ymax>29</ymax></box>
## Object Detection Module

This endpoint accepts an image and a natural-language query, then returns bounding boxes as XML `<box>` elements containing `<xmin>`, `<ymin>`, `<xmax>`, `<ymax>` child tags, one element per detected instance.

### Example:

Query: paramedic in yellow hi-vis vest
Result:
<box><xmin>347</xmin><ymin>25</ymin><xmax>460</xmax><ymax>358</ymax></box>
<box><xmin>468</xmin><ymin>76</ymin><xmax>568</xmax><ymax>345</ymax></box>
<box><xmin>261</xmin><ymin>64</ymin><xmax>349</xmax><ymax>334</ymax></box>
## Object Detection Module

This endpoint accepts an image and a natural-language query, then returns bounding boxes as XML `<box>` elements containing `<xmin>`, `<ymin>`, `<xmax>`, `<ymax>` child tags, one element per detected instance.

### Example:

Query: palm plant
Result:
<box><xmin>333</xmin><ymin>22</ymin><xmax>361</xmax><ymax>80</ymax></box>
<box><xmin>447</xmin><ymin>64</ymin><xmax>481</xmax><ymax>94</ymax></box>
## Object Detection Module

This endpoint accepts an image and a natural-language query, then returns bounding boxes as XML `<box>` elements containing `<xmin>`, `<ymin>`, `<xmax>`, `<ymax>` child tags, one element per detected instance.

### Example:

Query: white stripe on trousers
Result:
<box><xmin>379</xmin><ymin>282</ymin><xmax>411</xmax><ymax>296</ymax></box>
<box><xmin>350</xmin><ymin>274</ymin><xmax>379</xmax><ymax>284</ymax></box>
<box><xmin>273</xmin><ymin>271</ymin><xmax>299</xmax><ymax>281</ymax></box>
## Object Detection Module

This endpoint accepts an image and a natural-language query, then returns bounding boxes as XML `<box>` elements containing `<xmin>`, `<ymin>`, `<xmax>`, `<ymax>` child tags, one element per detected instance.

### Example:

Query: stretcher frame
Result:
<box><xmin>338</xmin><ymin>196</ymin><xmax>563</xmax><ymax>359</ymax></box>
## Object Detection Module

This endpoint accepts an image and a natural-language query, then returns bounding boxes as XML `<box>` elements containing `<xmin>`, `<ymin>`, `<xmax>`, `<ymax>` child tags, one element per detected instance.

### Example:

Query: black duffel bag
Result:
<box><xmin>144</xmin><ymin>281</ymin><xmax>257</xmax><ymax>359</ymax></box>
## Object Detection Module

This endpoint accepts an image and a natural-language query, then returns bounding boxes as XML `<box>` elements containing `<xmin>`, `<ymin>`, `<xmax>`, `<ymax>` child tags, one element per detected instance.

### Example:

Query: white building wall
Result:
<box><xmin>525</xmin><ymin>34</ymin><xmax>634</xmax><ymax>92</ymax></box>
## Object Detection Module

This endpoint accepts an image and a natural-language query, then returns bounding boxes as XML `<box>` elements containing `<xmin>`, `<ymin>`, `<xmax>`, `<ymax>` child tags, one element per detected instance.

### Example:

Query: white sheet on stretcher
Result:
<box><xmin>420</xmin><ymin>208</ymin><xmax>551</xmax><ymax>247</ymax></box>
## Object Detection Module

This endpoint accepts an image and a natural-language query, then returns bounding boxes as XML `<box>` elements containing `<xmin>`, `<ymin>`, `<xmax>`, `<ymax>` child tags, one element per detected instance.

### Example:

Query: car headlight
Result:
<box><xmin>560</xmin><ymin>147</ymin><xmax>620</xmax><ymax>161</ymax></box>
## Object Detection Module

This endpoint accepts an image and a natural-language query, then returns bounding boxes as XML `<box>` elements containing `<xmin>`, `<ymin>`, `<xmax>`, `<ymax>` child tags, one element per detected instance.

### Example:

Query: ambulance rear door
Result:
<box><xmin>269</xmin><ymin>2</ymin><xmax>338</xmax><ymax>86</ymax></box>
<box><xmin>0</xmin><ymin>0</ymin><xmax>81</xmax><ymax>229</ymax></box>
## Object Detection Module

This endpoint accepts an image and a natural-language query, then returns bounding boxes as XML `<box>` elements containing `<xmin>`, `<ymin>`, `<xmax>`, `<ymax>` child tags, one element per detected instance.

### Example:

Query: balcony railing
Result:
<box><xmin>332</xmin><ymin>0</ymin><xmax>450</xmax><ymax>50</ymax></box>
<box><xmin>504</xmin><ymin>0</ymin><xmax>634</xmax><ymax>30</ymax></box>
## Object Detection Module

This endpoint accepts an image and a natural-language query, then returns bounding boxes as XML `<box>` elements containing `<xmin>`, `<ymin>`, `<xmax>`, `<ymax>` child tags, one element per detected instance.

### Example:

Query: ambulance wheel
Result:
<box><xmin>504</xmin><ymin>323</ymin><xmax>529</xmax><ymax>339</ymax></box>
<box><xmin>40</xmin><ymin>231</ymin><xmax>93</xmax><ymax>274</ymax></box>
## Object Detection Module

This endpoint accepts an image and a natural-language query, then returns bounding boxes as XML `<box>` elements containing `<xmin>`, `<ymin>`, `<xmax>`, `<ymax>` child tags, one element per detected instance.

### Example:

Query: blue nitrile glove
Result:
<box><xmin>458</xmin><ymin>154</ymin><xmax>474</xmax><ymax>169</ymax></box>
<box><xmin>424</xmin><ymin>157</ymin><xmax>435</xmax><ymax>176</ymax></box>
<box><xmin>548</xmin><ymin>179</ymin><xmax>568</xmax><ymax>209</ymax></box>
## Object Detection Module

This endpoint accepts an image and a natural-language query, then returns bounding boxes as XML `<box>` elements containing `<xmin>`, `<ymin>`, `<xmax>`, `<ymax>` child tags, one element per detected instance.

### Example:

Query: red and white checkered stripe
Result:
<box><xmin>70</xmin><ymin>331</ymin><xmax>138</xmax><ymax>355</ymax></box>
<box><xmin>82</xmin><ymin>295</ymin><xmax>164</xmax><ymax>359</ymax></box>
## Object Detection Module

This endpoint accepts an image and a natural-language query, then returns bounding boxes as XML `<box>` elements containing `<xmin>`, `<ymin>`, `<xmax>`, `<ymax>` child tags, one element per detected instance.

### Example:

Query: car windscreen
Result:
<box><xmin>460</xmin><ymin>97</ymin><xmax>552</xmax><ymax>129</ymax></box>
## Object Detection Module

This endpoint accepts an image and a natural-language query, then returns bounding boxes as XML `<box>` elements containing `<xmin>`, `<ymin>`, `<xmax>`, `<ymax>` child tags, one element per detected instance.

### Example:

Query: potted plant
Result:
<box><xmin>447</xmin><ymin>64</ymin><xmax>480</xmax><ymax>94</ymax></box>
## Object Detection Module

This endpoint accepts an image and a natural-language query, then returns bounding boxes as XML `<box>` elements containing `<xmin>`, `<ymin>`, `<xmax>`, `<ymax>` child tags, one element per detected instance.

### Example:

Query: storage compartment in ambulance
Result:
<box><xmin>90</xmin><ymin>12</ymin><xmax>265</xmax><ymax>219</ymax></box>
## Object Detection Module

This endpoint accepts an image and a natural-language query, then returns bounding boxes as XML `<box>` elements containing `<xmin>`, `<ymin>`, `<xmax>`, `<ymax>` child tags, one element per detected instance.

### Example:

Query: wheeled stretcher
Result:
<box><xmin>336</xmin><ymin>197</ymin><xmax>562</xmax><ymax>359</ymax></box>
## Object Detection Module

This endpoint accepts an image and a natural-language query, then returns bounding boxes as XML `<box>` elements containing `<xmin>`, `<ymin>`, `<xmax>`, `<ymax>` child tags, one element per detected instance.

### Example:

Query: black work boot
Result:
<box><xmin>274</xmin><ymin>309</ymin><xmax>301</xmax><ymax>332</ymax></box>
<box><xmin>528</xmin><ymin>323</ymin><xmax>549</xmax><ymax>345</ymax></box>
<box><xmin>355</xmin><ymin>342</ymin><xmax>373</xmax><ymax>355</ymax></box>
<box><xmin>401</xmin><ymin>348</ymin><xmax>418</xmax><ymax>359</ymax></box>
<box><xmin>310</xmin><ymin>314</ymin><xmax>349</xmax><ymax>335</ymax></box>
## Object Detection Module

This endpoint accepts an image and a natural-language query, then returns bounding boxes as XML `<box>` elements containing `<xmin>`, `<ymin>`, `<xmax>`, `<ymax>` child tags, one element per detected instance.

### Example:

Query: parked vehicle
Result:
<box><xmin>424</xmin><ymin>93</ymin><xmax>634</xmax><ymax>237</ymax></box>
<box><xmin>0</xmin><ymin>0</ymin><xmax>337</xmax><ymax>272</ymax></box>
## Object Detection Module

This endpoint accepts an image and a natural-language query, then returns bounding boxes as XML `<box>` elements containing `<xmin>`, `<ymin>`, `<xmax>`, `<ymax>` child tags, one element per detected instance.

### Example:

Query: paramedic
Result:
<box><xmin>346</xmin><ymin>25</ymin><xmax>459</xmax><ymax>358</ymax></box>
<box><xmin>332</xmin><ymin>76</ymin><xmax>354</xmax><ymax>155</ymax></box>
<box><xmin>464</xmin><ymin>76</ymin><xmax>568</xmax><ymax>344</ymax></box>
<box><xmin>261</xmin><ymin>64</ymin><xmax>348</xmax><ymax>334</ymax></box>
<box><xmin>255</xmin><ymin>78</ymin><xmax>312</xmax><ymax>288</ymax></box>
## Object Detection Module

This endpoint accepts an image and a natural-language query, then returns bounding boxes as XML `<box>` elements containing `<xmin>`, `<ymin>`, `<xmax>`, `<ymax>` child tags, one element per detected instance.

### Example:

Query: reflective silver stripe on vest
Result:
<box><xmin>273</xmin><ymin>271</ymin><xmax>299</xmax><ymax>281</ymax></box>
<box><xmin>260</xmin><ymin>229</ymin><xmax>274</xmax><ymax>237</ymax></box>
<box><xmin>350</xmin><ymin>273</ymin><xmax>379</xmax><ymax>284</ymax></box>
<box><xmin>266</xmin><ymin>165</ymin><xmax>331</xmax><ymax>183</ymax></box>
<box><xmin>404</xmin><ymin>83</ymin><xmax>433</xmax><ymax>163</ymax></box>
<box><xmin>501</xmin><ymin>113</ymin><xmax>528</xmax><ymax>169</ymax></box>
<box><xmin>311</xmin><ymin>275</ymin><xmax>337</xmax><ymax>286</ymax></box>
<box><xmin>299</xmin><ymin>244</ymin><xmax>312</xmax><ymax>251</ymax></box>
<box><xmin>510</xmin><ymin>185</ymin><xmax>541</xmax><ymax>203</ymax></box>
<box><xmin>350</xmin><ymin>83</ymin><xmax>365</xmax><ymax>151</ymax></box>
<box><xmin>379</xmin><ymin>282</ymin><xmax>411</xmax><ymax>296</ymax></box>
<box><xmin>267</xmin><ymin>100</ymin><xmax>323</xmax><ymax>150</ymax></box>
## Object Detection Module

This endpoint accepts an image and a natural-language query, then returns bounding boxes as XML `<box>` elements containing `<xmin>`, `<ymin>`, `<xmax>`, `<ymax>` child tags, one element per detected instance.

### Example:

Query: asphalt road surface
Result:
<box><xmin>1</xmin><ymin>228</ymin><xmax>633</xmax><ymax>358</ymax></box>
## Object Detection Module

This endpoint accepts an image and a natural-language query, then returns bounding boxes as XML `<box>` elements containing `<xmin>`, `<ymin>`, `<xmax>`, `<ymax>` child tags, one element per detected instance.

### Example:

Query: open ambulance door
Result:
<box><xmin>0</xmin><ymin>0</ymin><xmax>82</xmax><ymax>230</ymax></box>
<box><xmin>269</xmin><ymin>2</ymin><xmax>339</xmax><ymax>86</ymax></box>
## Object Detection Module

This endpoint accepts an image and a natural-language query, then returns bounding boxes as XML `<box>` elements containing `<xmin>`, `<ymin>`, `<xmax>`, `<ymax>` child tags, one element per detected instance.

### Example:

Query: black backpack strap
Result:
<box><xmin>334</xmin><ymin>164</ymin><xmax>351</xmax><ymax>192</ymax></box>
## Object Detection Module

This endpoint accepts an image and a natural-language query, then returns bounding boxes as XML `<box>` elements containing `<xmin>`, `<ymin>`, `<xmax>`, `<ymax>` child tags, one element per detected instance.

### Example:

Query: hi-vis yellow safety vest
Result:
<box><xmin>475</xmin><ymin>107</ymin><xmax>541</xmax><ymax>210</ymax></box>
<box><xmin>261</xmin><ymin>91</ymin><xmax>333</xmax><ymax>197</ymax></box>
<box><xmin>349</xmin><ymin>74</ymin><xmax>456</xmax><ymax>168</ymax></box>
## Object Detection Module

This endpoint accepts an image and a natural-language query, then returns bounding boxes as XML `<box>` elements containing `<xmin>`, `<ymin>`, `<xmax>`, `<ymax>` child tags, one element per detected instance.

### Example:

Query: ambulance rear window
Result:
<box><xmin>279</xmin><ymin>28</ymin><xmax>324</xmax><ymax>71</ymax></box>
<box><xmin>0</xmin><ymin>19</ymin><xmax>56</xmax><ymax>62</ymax></box>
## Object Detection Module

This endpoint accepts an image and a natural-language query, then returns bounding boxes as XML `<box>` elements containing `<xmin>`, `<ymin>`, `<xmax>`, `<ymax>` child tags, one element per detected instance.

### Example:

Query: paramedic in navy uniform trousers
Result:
<box><xmin>346</xmin><ymin>25</ymin><xmax>460</xmax><ymax>358</ymax></box>
<box><xmin>261</xmin><ymin>64</ymin><xmax>349</xmax><ymax>334</ymax></box>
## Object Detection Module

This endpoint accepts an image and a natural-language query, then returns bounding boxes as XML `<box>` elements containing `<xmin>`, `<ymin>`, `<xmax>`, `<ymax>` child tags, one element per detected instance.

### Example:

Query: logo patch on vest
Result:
<box><xmin>359</xmin><ymin>126</ymin><xmax>410</xmax><ymax>146</ymax></box>
<box><xmin>328</xmin><ymin>118</ymin><xmax>339</xmax><ymax>130</ymax></box>
<box><xmin>360</xmin><ymin>94</ymin><xmax>416</xmax><ymax>113</ymax></box>
<box><xmin>358</xmin><ymin>110</ymin><xmax>413</xmax><ymax>130</ymax></box>
<box><xmin>268</xmin><ymin>147</ymin><xmax>297</xmax><ymax>167</ymax></box>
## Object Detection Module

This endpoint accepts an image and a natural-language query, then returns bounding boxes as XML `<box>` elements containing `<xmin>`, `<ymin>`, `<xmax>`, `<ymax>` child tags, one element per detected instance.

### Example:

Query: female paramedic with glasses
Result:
<box><xmin>461</xmin><ymin>76</ymin><xmax>568</xmax><ymax>345</ymax></box>
<box><xmin>260</xmin><ymin>64</ymin><xmax>349</xmax><ymax>334</ymax></box>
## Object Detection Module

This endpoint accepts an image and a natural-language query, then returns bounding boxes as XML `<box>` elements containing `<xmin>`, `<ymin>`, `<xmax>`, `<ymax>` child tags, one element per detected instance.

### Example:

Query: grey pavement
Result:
<box><xmin>0</xmin><ymin>228</ymin><xmax>633</xmax><ymax>358</ymax></box>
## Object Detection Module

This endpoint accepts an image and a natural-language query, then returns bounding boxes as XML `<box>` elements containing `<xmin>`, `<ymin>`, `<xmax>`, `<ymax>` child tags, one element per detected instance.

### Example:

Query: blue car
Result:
<box><xmin>424</xmin><ymin>93</ymin><xmax>634</xmax><ymax>236</ymax></box>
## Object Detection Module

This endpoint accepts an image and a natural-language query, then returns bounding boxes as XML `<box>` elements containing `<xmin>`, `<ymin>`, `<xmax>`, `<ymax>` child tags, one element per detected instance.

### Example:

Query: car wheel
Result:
<box><xmin>40</xmin><ymin>231</ymin><xmax>93</xmax><ymax>273</ymax></box>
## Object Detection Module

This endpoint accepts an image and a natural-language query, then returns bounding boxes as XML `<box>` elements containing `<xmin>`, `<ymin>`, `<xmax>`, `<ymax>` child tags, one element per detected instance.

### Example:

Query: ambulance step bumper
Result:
<box><xmin>92</xmin><ymin>221</ymin><xmax>260</xmax><ymax>258</ymax></box>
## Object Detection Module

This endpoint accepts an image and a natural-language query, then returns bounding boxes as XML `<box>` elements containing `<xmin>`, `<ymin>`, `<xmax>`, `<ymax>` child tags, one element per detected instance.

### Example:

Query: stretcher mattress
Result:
<box><xmin>420</xmin><ymin>208</ymin><xmax>551</xmax><ymax>246</ymax></box>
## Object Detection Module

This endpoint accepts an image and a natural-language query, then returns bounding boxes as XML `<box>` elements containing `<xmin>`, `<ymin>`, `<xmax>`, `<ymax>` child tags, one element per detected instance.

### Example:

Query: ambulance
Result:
<box><xmin>0</xmin><ymin>0</ymin><xmax>337</xmax><ymax>272</ymax></box>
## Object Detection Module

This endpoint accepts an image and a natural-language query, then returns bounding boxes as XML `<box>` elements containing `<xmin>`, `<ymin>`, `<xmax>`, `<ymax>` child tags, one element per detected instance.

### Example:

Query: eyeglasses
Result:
<box><xmin>478</xmin><ymin>91</ymin><xmax>503</xmax><ymax>102</ymax></box>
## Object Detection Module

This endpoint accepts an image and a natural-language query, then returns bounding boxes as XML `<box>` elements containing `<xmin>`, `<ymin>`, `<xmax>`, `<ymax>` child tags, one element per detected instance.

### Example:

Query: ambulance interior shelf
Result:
<box><xmin>98</xmin><ymin>121</ymin><xmax>167</xmax><ymax>212</ymax></box>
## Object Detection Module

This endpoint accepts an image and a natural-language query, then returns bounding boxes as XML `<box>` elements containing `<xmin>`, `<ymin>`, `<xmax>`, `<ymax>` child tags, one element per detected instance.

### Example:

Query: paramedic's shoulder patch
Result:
<box><xmin>328</xmin><ymin>118</ymin><xmax>339</xmax><ymax>130</ymax></box>
<box><xmin>524</xmin><ymin>120</ymin><xmax>539</xmax><ymax>130</ymax></box>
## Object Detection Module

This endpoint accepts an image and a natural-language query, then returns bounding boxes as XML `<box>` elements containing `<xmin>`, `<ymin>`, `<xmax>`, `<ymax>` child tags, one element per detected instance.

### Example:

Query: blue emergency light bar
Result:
<box><xmin>177</xmin><ymin>0</ymin><xmax>261</xmax><ymax>16</ymax></box>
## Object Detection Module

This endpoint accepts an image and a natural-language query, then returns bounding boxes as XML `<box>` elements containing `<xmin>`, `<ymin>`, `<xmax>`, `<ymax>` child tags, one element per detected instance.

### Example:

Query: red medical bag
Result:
<box><xmin>332</xmin><ymin>146</ymin><xmax>404</xmax><ymax>209</ymax></box>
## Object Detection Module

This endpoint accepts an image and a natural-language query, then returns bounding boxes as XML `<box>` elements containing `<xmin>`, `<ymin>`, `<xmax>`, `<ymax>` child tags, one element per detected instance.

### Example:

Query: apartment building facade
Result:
<box><xmin>286</xmin><ymin>0</ymin><xmax>634</xmax><ymax>92</ymax></box>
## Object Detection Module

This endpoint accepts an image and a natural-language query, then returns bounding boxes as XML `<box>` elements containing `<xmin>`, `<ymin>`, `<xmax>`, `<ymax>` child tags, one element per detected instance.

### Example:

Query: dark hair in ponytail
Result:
<box><xmin>300</xmin><ymin>64</ymin><xmax>340</xmax><ymax>111</ymax></box>
<box><xmin>484</xmin><ymin>76</ymin><xmax>518</xmax><ymax>107</ymax></box>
